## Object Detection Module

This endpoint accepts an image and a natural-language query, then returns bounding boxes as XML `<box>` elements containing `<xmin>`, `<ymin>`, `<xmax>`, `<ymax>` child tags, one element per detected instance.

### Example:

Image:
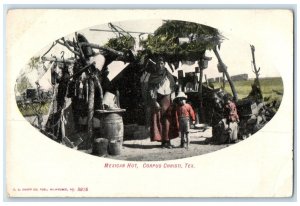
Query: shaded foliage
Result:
<box><xmin>16</xmin><ymin>76</ymin><xmax>32</xmax><ymax>94</ymax></box>
<box><xmin>28</xmin><ymin>56</ymin><xmax>40</xmax><ymax>71</ymax></box>
<box><xmin>105</xmin><ymin>35</ymin><xmax>135</xmax><ymax>52</ymax></box>
<box><xmin>140</xmin><ymin>20</ymin><xmax>223</xmax><ymax>62</ymax></box>
<box><xmin>105</xmin><ymin>20</ymin><xmax>224</xmax><ymax>64</ymax></box>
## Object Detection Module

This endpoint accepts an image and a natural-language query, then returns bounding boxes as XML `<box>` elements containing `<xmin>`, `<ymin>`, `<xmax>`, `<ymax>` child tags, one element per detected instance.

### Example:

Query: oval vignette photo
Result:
<box><xmin>14</xmin><ymin>19</ymin><xmax>284</xmax><ymax>161</ymax></box>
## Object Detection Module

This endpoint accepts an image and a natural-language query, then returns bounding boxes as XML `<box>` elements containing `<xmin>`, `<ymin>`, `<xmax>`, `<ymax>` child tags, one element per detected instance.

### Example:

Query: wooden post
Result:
<box><xmin>250</xmin><ymin>45</ymin><xmax>262</xmax><ymax>88</ymax></box>
<box><xmin>87</xmin><ymin>77</ymin><xmax>95</xmax><ymax>149</ymax></box>
<box><xmin>94</xmin><ymin>75</ymin><xmax>104</xmax><ymax>109</ymax></box>
<box><xmin>198</xmin><ymin>67</ymin><xmax>204</xmax><ymax>123</ymax></box>
<box><xmin>199</xmin><ymin>68</ymin><xmax>203</xmax><ymax>100</ymax></box>
<box><xmin>222</xmin><ymin>73</ymin><xmax>225</xmax><ymax>89</ymax></box>
<box><xmin>213</xmin><ymin>47</ymin><xmax>238</xmax><ymax>101</ymax></box>
<box><xmin>205</xmin><ymin>74</ymin><xmax>208</xmax><ymax>86</ymax></box>
<box><xmin>178</xmin><ymin>70</ymin><xmax>184</xmax><ymax>92</ymax></box>
<box><xmin>116</xmin><ymin>90</ymin><xmax>120</xmax><ymax>108</ymax></box>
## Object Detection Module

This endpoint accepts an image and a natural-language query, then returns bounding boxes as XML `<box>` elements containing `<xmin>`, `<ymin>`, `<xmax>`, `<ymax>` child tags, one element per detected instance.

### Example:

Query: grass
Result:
<box><xmin>17</xmin><ymin>102</ymin><xmax>51</xmax><ymax>117</ymax></box>
<box><xmin>213</xmin><ymin>77</ymin><xmax>283</xmax><ymax>106</ymax></box>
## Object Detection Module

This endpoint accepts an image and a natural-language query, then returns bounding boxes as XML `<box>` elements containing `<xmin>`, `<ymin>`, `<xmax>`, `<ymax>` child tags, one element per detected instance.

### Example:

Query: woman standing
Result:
<box><xmin>147</xmin><ymin>57</ymin><xmax>178</xmax><ymax>148</ymax></box>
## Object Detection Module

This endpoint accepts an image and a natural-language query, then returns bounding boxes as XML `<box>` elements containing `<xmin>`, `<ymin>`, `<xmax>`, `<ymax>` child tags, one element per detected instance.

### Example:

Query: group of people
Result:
<box><xmin>44</xmin><ymin>37</ymin><xmax>240</xmax><ymax>149</ymax></box>
<box><xmin>146</xmin><ymin>57</ymin><xmax>240</xmax><ymax>149</ymax></box>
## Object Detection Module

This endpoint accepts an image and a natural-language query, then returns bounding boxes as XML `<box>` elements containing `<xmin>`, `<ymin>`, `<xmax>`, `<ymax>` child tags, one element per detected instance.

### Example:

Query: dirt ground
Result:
<box><xmin>25</xmin><ymin>116</ymin><xmax>234</xmax><ymax>161</ymax></box>
<box><xmin>85</xmin><ymin>127</ymin><xmax>233</xmax><ymax>161</ymax></box>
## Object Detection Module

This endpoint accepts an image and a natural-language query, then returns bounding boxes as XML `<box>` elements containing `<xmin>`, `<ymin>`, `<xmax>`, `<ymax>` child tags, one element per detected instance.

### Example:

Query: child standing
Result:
<box><xmin>223</xmin><ymin>94</ymin><xmax>239</xmax><ymax>143</ymax></box>
<box><xmin>174</xmin><ymin>92</ymin><xmax>196</xmax><ymax>149</ymax></box>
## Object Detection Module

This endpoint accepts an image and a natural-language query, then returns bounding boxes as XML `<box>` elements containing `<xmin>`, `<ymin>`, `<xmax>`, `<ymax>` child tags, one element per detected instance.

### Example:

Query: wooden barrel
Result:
<box><xmin>93</xmin><ymin>138</ymin><xmax>108</xmax><ymax>156</ymax></box>
<box><xmin>96</xmin><ymin>109</ymin><xmax>125</xmax><ymax>156</ymax></box>
<box><xmin>100</xmin><ymin>113</ymin><xmax>124</xmax><ymax>141</ymax></box>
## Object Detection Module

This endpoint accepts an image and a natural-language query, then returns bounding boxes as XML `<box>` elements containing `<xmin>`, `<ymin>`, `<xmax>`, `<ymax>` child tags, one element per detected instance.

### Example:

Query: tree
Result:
<box><xmin>16</xmin><ymin>76</ymin><xmax>32</xmax><ymax>94</ymax></box>
<box><xmin>28</xmin><ymin>56</ymin><xmax>40</xmax><ymax>71</ymax></box>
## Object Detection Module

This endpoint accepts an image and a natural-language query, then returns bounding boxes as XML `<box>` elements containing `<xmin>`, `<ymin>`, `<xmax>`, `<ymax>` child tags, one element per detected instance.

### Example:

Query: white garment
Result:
<box><xmin>228</xmin><ymin>122</ymin><xmax>238</xmax><ymax>141</ymax></box>
<box><xmin>156</xmin><ymin>76</ymin><xmax>172</xmax><ymax>95</ymax></box>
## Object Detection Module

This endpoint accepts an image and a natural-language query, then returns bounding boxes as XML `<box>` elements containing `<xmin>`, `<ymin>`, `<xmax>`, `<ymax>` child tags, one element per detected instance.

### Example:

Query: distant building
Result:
<box><xmin>230</xmin><ymin>74</ymin><xmax>248</xmax><ymax>81</ymax></box>
<box><xmin>207</xmin><ymin>78</ymin><xmax>215</xmax><ymax>83</ymax></box>
<box><xmin>215</xmin><ymin>76</ymin><xmax>224</xmax><ymax>83</ymax></box>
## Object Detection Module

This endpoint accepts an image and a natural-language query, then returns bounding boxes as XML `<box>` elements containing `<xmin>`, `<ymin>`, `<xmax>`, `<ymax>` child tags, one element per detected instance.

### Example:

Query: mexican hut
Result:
<box><xmin>31</xmin><ymin>20</ymin><xmax>251</xmax><ymax>155</ymax></box>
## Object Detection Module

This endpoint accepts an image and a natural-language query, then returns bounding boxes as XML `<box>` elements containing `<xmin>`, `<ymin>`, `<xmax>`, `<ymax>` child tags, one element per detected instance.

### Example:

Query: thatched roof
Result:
<box><xmin>104</xmin><ymin>20</ymin><xmax>224</xmax><ymax>63</ymax></box>
<box><xmin>105</xmin><ymin>35</ymin><xmax>135</xmax><ymax>52</ymax></box>
<box><xmin>140</xmin><ymin>20</ymin><xmax>224</xmax><ymax>62</ymax></box>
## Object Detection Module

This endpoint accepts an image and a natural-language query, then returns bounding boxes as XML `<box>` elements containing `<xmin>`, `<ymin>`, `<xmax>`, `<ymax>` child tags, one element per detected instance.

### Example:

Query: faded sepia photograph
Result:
<box><xmin>14</xmin><ymin>19</ymin><xmax>284</xmax><ymax>161</ymax></box>
<box><xmin>6</xmin><ymin>9</ymin><xmax>294</xmax><ymax>198</ymax></box>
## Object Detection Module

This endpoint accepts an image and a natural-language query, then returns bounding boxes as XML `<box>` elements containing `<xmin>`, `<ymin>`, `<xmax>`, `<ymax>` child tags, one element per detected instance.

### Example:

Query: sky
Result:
<box><xmin>19</xmin><ymin>19</ymin><xmax>281</xmax><ymax>91</ymax></box>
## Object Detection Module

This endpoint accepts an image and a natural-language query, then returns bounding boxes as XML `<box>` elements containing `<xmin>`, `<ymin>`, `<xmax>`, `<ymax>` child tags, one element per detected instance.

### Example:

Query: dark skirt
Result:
<box><xmin>150</xmin><ymin>94</ymin><xmax>179</xmax><ymax>142</ymax></box>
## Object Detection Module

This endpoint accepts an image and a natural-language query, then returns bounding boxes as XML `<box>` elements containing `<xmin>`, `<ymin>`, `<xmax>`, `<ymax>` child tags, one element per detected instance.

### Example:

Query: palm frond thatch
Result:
<box><xmin>140</xmin><ymin>20</ymin><xmax>224</xmax><ymax>61</ymax></box>
<box><xmin>105</xmin><ymin>35</ymin><xmax>135</xmax><ymax>52</ymax></box>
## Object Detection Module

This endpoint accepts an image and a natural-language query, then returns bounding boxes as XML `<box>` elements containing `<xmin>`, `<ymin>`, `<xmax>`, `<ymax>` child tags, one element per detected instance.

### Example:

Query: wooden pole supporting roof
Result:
<box><xmin>213</xmin><ymin>46</ymin><xmax>238</xmax><ymax>102</ymax></box>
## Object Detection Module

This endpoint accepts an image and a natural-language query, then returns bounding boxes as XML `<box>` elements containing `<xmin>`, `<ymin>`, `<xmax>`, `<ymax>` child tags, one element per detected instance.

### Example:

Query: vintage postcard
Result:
<box><xmin>5</xmin><ymin>9</ymin><xmax>294</xmax><ymax>197</ymax></box>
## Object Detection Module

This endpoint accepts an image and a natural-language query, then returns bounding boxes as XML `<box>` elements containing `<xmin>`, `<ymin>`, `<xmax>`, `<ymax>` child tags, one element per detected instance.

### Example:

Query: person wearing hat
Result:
<box><xmin>147</xmin><ymin>57</ymin><xmax>178</xmax><ymax>148</ymax></box>
<box><xmin>174</xmin><ymin>92</ymin><xmax>196</xmax><ymax>148</ymax></box>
